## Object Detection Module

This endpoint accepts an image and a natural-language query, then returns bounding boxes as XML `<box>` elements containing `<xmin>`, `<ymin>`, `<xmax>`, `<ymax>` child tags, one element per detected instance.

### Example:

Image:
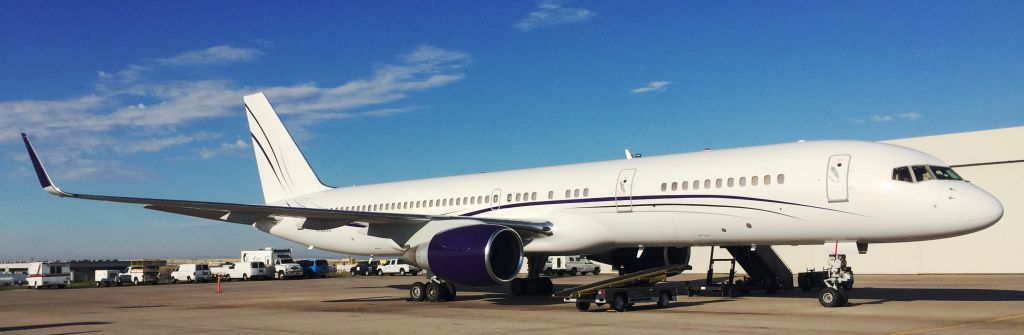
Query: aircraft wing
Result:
<box><xmin>21</xmin><ymin>133</ymin><xmax>553</xmax><ymax>240</ymax></box>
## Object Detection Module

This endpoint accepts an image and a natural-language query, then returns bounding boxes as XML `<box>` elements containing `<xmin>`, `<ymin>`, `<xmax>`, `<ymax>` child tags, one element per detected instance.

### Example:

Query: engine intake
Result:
<box><xmin>407</xmin><ymin>224</ymin><xmax>523</xmax><ymax>286</ymax></box>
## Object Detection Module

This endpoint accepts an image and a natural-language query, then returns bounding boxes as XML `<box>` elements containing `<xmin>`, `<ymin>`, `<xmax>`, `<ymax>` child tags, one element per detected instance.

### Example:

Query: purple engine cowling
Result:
<box><xmin>422</xmin><ymin>224</ymin><xmax>523</xmax><ymax>286</ymax></box>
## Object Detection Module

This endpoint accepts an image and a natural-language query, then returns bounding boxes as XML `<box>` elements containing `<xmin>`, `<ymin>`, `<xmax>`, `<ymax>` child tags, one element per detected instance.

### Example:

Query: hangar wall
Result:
<box><xmin>687</xmin><ymin>126</ymin><xmax>1024</xmax><ymax>274</ymax></box>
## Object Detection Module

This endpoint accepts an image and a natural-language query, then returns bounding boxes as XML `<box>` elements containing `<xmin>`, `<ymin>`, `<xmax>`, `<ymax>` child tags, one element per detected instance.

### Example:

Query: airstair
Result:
<box><xmin>704</xmin><ymin>245</ymin><xmax>793</xmax><ymax>295</ymax></box>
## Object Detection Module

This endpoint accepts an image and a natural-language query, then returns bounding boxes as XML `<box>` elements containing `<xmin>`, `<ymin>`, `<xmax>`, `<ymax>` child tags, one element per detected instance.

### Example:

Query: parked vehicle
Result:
<box><xmin>241</xmin><ymin>248</ymin><xmax>304</xmax><ymax>279</ymax></box>
<box><xmin>94</xmin><ymin>269</ymin><xmax>122</xmax><ymax>287</ymax></box>
<box><xmin>544</xmin><ymin>256</ymin><xmax>600</xmax><ymax>276</ymax></box>
<box><xmin>349</xmin><ymin>261</ymin><xmax>376</xmax><ymax>276</ymax></box>
<box><xmin>211</xmin><ymin>261</ymin><xmax>269</xmax><ymax>281</ymax></box>
<box><xmin>375</xmin><ymin>259</ymin><xmax>421</xmax><ymax>276</ymax></box>
<box><xmin>26</xmin><ymin>262</ymin><xmax>70</xmax><ymax>289</ymax></box>
<box><xmin>116</xmin><ymin>260</ymin><xmax>162</xmax><ymax>285</ymax></box>
<box><xmin>171</xmin><ymin>264</ymin><xmax>212</xmax><ymax>283</ymax></box>
<box><xmin>297</xmin><ymin>259</ymin><xmax>331</xmax><ymax>279</ymax></box>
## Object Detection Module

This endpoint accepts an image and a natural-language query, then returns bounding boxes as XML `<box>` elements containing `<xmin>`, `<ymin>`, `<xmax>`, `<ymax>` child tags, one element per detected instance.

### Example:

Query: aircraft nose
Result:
<box><xmin>961</xmin><ymin>186</ymin><xmax>1003</xmax><ymax>232</ymax></box>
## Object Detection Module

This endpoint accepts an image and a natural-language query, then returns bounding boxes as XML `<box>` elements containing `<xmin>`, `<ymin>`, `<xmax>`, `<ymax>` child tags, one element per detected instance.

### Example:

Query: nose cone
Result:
<box><xmin>961</xmin><ymin>186</ymin><xmax>1004</xmax><ymax>233</ymax></box>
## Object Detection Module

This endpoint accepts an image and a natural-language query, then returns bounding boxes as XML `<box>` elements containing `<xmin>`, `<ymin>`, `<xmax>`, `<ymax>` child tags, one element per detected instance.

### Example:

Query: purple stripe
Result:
<box><xmin>461</xmin><ymin>194</ymin><xmax>862</xmax><ymax>217</ymax></box>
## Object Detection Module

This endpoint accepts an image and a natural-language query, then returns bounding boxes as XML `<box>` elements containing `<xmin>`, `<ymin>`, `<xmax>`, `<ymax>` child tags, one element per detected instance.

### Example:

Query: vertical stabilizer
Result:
<box><xmin>244</xmin><ymin>92</ymin><xmax>330</xmax><ymax>204</ymax></box>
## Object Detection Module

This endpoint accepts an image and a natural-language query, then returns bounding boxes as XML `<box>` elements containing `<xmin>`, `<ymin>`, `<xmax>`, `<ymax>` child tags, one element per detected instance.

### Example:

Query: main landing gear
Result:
<box><xmin>410</xmin><ymin>274</ymin><xmax>457</xmax><ymax>302</ymax></box>
<box><xmin>815</xmin><ymin>254</ymin><xmax>854</xmax><ymax>307</ymax></box>
<box><xmin>510</xmin><ymin>256</ymin><xmax>554</xmax><ymax>295</ymax></box>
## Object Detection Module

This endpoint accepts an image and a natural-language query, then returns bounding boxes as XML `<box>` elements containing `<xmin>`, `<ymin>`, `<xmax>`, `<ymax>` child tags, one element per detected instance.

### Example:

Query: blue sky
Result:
<box><xmin>1</xmin><ymin>1</ymin><xmax>1021</xmax><ymax>260</ymax></box>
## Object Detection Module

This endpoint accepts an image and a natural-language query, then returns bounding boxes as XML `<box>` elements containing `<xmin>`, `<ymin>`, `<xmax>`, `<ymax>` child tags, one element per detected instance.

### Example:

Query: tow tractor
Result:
<box><xmin>553</xmin><ymin>264</ymin><xmax>691</xmax><ymax>312</ymax></box>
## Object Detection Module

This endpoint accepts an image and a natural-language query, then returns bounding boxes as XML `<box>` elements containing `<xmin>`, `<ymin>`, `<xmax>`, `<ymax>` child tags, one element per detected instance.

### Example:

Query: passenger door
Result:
<box><xmin>826</xmin><ymin>155</ymin><xmax>851</xmax><ymax>202</ymax></box>
<box><xmin>615</xmin><ymin>168</ymin><xmax>636</xmax><ymax>213</ymax></box>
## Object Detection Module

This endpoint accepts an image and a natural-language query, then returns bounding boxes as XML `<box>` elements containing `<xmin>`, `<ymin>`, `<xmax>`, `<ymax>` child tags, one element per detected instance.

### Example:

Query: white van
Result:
<box><xmin>26</xmin><ymin>262</ymin><xmax>70</xmax><ymax>289</ymax></box>
<box><xmin>171</xmin><ymin>264</ymin><xmax>212</xmax><ymax>283</ymax></box>
<box><xmin>212</xmin><ymin>262</ymin><xmax>268</xmax><ymax>281</ymax></box>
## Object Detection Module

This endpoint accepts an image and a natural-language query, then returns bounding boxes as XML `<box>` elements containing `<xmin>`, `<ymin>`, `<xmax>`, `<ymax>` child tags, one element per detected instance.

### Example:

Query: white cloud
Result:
<box><xmin>1</xmin><ymin>44</ymin><xmax>469</xmax><ymax>180</ymax></box>
<box><xmin>199</xmin><ymin>139</ymin><xmax>250</xmax><ymax>159</ymax></box>
<box><xmin>854</xmin><ymin>112</ymin><xmax>924</xmax><ymax>124</ymax></box>
<box><xmin>157</xmin><ymin>45</ymin><xmax>263</xmax><ymax>66</ymax></box>
<box><xmin>515</xmin><ymin>0</ymin><xmax>595</xmax><ymax>31</ymax></box>
<box><xmin>631</xmin><ymin>81</ymin><xmax>672</xmax><ymax>94</ymax></box>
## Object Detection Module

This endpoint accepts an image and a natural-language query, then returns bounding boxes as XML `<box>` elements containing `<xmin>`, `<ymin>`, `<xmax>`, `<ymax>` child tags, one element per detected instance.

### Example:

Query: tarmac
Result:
<box><xmin>1</xmin><ymin>273</ymin><xmax>1022</xmax><ymax>334</ymax></box>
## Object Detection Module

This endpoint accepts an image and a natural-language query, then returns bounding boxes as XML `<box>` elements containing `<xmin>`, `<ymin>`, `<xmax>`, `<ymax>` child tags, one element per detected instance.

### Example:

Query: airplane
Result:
<box><xmin>21</xmin><ymin>92</ymin><xmax>1003</xmax><ymax>307</ymax></box>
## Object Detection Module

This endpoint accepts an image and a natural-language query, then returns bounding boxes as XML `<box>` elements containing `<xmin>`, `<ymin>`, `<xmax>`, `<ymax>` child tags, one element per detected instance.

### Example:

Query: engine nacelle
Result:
<box><xmin>405</xmin><ymin>224</ymin><xmax>523</xmax><ymax>286</ymax></box>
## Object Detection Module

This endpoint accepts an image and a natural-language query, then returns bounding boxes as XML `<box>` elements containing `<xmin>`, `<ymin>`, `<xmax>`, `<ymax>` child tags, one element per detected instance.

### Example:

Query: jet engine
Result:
<box><xmin>404</xmin><ymin>224</ymin><xmax>523</xmax><ymax>286</ymax></box>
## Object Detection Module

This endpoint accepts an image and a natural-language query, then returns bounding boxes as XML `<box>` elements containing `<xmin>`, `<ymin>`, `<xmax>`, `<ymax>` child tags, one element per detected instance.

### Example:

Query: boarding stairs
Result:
<box><xmin>705</xmin><ymin>245</ymin><xmax>793</xmax><ymax>294</ymax></box>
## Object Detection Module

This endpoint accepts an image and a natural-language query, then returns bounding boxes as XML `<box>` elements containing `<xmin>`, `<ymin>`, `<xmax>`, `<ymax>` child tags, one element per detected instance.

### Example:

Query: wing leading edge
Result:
<box><xmin>20</xmin><ymin>133</ymin><xmax>552</xmax><ymax>241</ymax></box>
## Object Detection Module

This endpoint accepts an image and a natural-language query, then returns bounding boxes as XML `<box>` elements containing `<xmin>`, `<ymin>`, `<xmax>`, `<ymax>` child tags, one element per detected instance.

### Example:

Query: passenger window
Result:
<box><xmin>456</xmin><ymin>198</ymin><xmax>462</xmax><ymax>206</ymax></box>
<box><xmin>764</xmin><ymin>175</ymin><xmax>771</xmax><ymax>185</ymax></box>
<box><xmin>661</xmin><ymin>183</ymin><xmax>667</xmax><ymax>191</ymax></box>
<box><xmin>566</xmin><ymin>190</ymin><xmax>571</xmax><ymax>198</ymax></box>
<box><xmin>727</xmin><ymin>178</ymin><xmax>734</xmax><ymax>187</ymax></box>
<box><xmin>716</xmin><ymin>179</ymin><xmax>723</xmax><ymax>188</ymax></box>
<box><xmin>912</xmin><ymin>165</ymin><xmax>934</xmax><ymax>182</ymax></box>
<box><xmin>704</xmin><ymin>179</ymin><xmax>711</xmax><ymax>189</ymax></box>
<box><xmin>777</xmin><ymin>174</ymin><xmax>785</xmax><ymax>184</ymax></box>
<box><xmin>583</xmin><ymin>188</ymin><xmax>589</xmax><ymax>197</ymax></box>
<box><xmin>682</xmin><ymin>181</ymin><xmax>688</xmax><ymax>190</ymax></box>
<box><xmin>443</xmin><ymin>199</ymin><xmax>448</xmax><ymax>206</ymax></box>
<box><xmin>516</xmin><ymin>193</ymin><xmax>521</xmax><ymax>202</ymax></box>
<box><xmin>693</xmin><ymin>180</ymin><xmax>700</xmax><ymax>190</ymax></box>
<box><xmin>752</xmin><ymin>176</ymin><xmax>759</xmax><ymax>186</ymax></box>
<box><xmin>531</xmin><ymin>192</ymin><xmax>537</xmax><ymax>201</ymax></box>
<box><xmin>492</xmin><ymin>195</ymin><xmax>498</xmax><ymax>203</ymax></box>
<box><xmin>574</xmin><ymin>189</ymin><xmax>580</xmax><ymax>197</ymax></box>
<box><xmin>671</xmin><ymin>182</ymin><xmax>678</xmax><ymax>191</ymax></box>
<box><xmin>548</xmin><ymin>191</ymin><xmax>554</xmax><ymax>199</ymax></box>
<box><xmin>469</xmin><ymin>197</ymin><xmax>475</xmax><ymax>205</ymax></box>
<box><xmin>739</xmin><ymin>177</ymin><xmax>746</xmax><ymax>186</ymax></box>
<box><xmin>508</xmin><ymin>194</ymin><xmax>513</xmax><ymax>202</ymax></box>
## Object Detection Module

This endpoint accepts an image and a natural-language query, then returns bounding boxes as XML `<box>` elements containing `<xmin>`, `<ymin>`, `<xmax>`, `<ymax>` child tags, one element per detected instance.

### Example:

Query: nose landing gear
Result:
<box><xmin>814</xmin><ymin>254</ymin><xmax>854</xmax><ymax>307</ymax></box>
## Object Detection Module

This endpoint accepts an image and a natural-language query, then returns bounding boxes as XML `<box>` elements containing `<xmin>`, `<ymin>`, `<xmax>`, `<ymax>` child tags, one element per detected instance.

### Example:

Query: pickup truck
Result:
<box><xmin>374</xmin><ymin>259</ymin><xmax>421</xmax><ymax>276</ymax></box>
<box><xmin>119</xmin><ymin>266</ymin><xmax>159</xmax><ymax>285</ymax></box>
<box><xmin>349</xmin><ymin>261</ymin><xmax>376</xmax><ymax>276</ymax></box>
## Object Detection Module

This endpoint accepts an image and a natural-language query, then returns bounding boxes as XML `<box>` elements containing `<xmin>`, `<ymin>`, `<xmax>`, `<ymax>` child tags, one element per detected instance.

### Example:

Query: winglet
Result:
<box><xmin>21</xmin><ymin>133</ymin><xmax>69</xmax><ymax>197</ymax></box>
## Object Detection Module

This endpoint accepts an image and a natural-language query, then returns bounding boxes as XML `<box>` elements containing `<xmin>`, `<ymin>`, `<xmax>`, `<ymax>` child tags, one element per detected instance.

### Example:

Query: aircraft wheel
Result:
<box><xmin>444</xmin><ymin>282</ymin><xmax>457</xmax><ymax>300</ymax></box>
<box><xmin>575</xmin><ymin>302</ymin><xmax>591</xmax><ymax>311</ymax></box>
<box><xmin>527</xmin><ymin>278</ymin><xmax>543</xmax><ymax>295</ymax></box>
<box><xmin>818</xmin><ymin>287</ymin><xmax>847</xmax><ymax>307</ymax></box>
<box><xmin>426</xmin><ymin>282</ymin><xmax>443</xmax><ymax>302</ymax></box>
<box><xmin>510</xmin><ymin>278</ymin><xmax>526</xmax><ymax>295</ymax></box>
<box><xmin>410</xmin><ymin>282</ymin><xmax>426</xmax><ymax>301</ymax></box>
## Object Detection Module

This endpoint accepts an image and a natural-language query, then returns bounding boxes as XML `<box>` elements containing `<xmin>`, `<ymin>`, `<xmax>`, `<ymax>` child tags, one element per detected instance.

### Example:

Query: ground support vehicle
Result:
<box><xmin>26</xmin><ymin>262</ymin><xmax>70</xmax><ymax>289</ymax></box>
<box><xmin>554</xmin><ymin>264</ymin><xmax>690</xmax><ymax>312</ymax></box>
<box><xmin>544</xmin><ymin>256</ymin><xmax>600</xmax><ymax>276</ymax></box>
<box><xmin>375</xmin><ymin>259</ymin><xmax>420</xmax><ymax>276</ymax></box>
<box><xmin>297</xmin><ymin>259</ymin><xmax>331</xmax><ymax>278</ymax></box>
<box><xmin>171</xmin><ymin>264</ymin><xmax>212</xmax><ymax>283</ymax></box>
<box><xmin>211</xmin><ymin>262</ymin><xmax>268</xmax><ymax>281</ymax></box>
<box><xmin>241</xmin><ymin>248</ymin><xmax>303</xmax><ymax>279</ymax></box>
<box><xmin>118</xmin><ymin>260</ymin><xmax>161</xmax><ymax>285</ymax></box>
<box><xmin>94</xmin><ymin>270</ymin><xmax>122</xmax><ymax>287</ymax></box>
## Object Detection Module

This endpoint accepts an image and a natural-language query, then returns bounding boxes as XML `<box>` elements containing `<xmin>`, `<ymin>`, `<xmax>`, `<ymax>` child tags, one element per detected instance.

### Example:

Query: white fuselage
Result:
<box><xmin>256</xmin><ymin>140</ymin><xmax>1003</xmax><ymax>257</ymax></box>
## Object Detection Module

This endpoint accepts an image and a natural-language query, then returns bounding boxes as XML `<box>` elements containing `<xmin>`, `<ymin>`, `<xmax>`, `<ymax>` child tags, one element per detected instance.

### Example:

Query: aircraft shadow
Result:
<box><xmin>0</xmin><ymin>321</ymin><xmax>111</xmax><ymax>333</ymax></box>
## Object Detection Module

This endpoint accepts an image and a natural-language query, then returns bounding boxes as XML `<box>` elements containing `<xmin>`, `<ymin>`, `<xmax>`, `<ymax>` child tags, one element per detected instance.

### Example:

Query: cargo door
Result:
<box><xmin>826</xmin><ymin>155</ymin><xmax>851</xmax><ymax>202</ymax></box>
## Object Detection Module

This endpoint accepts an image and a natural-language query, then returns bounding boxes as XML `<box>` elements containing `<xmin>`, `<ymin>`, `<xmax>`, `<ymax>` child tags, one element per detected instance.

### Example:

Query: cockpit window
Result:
<box><xmin>929</xmin><ymin>166</ymin><xmax>962</xmax><ymax>180</ymax></box>
<box><xmin>912</xmin><ymin>165</ymin><xmax>933</xmax><ymax>182</ymax></box>
<box><xmin>895</xmin><ymin>165</ymin><xmax>963</xmax><ymax>183</ymax></box>
<box><xmin>892</xmin><ymin>167</ymin><xmax>913</xmax><ymax>182</ymax></box>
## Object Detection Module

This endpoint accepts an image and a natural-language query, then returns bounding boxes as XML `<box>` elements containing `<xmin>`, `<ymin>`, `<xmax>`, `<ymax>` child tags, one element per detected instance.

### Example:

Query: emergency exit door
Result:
<box><xmin>615</xmin><ymin>169</ymin><xmax>636</xmax><ymax>212</ymax></box>
<box><xmin>826</xmin><ymin>155</ymin><xmax>851</xmax><ymax>202</ymax></box>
